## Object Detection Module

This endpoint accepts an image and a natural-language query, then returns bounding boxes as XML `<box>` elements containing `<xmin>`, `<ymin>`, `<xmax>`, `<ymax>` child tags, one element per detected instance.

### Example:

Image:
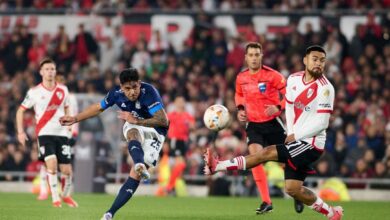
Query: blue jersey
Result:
<box><xmin>100</xmin><ymin>82</ymin><xmax>167</xmax><ymax>136</ymax></box>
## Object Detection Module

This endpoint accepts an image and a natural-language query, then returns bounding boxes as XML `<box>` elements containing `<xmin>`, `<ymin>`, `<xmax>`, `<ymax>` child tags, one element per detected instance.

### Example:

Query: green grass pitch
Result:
<box><xmin>0</xmin><ymin>192</ymin><xmax>388</xmax><ymax>219</ymax></box>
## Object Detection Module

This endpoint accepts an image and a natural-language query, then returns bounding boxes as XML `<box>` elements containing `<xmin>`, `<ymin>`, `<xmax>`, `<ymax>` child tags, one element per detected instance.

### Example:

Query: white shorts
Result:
<box><xmin>123</xmin><ymin>122</ymin><xmax>165</xmax><ymax>167</ymax></box>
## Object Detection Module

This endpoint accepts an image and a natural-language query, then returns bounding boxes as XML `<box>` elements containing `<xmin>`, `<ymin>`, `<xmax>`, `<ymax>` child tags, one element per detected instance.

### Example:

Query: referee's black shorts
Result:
<box><xmin>246</xmin><ymin>118</ymin><xmax>286</xmax><ymax>147</ymax></box>
<box><xmin>276</xmin><ymin>141</ymin><xmax>323</xmax><ymax>181</ymax></box>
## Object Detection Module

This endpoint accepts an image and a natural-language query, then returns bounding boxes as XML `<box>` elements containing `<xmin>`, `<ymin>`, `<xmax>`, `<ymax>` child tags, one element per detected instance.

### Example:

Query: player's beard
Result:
<box><xmin>307</xmin><ymin>67</ymin><xmax>323</xmax><ymax>79</ymax></box>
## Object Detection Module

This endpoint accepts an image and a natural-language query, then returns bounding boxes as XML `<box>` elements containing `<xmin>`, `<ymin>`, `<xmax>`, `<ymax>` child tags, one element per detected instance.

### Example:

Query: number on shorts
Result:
<box><xmin>62</xmin><ymin>145</ymin><xmax>71</xmax><ymax>159</ymax></box>
<box><xmin>150</xmin><ymin>138</ymin><xmax>161</xmax><ymax>151</ymax></box>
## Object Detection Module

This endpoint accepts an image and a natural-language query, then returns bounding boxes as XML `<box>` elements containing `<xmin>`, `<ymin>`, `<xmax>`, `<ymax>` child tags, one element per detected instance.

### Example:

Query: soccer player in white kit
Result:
<box><xmin>204</xmin><ymin>46</ymin><xmax>343</xmax><ymax>220</ymax></box>
<box><xmin>16</xmin><ymin>58</ymin><xmax>78</xmax><ymax>208</ymax></box>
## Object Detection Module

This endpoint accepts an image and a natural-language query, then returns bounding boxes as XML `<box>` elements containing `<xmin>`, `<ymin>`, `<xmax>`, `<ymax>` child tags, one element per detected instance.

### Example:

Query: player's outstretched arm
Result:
<box><xmin>118</xmin><ymin>108</ymin><xmax>169</xmax><ymax>128</ymax></box>
<box><xmin>60</xmin><ymin>103</ymin><xmax>104</xmax><ymax>126</ymax></box>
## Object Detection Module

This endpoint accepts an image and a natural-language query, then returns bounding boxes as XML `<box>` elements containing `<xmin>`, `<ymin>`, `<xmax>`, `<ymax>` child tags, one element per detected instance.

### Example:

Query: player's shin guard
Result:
<box><xmin>128</xmin><ymin>140</ymin><xmax>144</xmax><ymax>164</ymax></box>
<box><xmin>107</xmin><ymin>177</ymin><xmax>140</xmax><ymax>216</ymax></box>
<box><xmin>252</xmin><ymin>165</ymin><xmax>271</xmax><ymax>204</ymax></box>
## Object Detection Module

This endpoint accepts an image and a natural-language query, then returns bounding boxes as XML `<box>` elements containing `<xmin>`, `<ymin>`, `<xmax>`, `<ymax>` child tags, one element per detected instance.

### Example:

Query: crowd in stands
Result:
<box><xmin>0</xmin><ymin>0</ymin><xmax>389</xmax><ymax>12</ymax></box>
<box><xmin>0</xmin><ymin>7</ymin><xmax>389</xmax><ymax>193</ymax></box>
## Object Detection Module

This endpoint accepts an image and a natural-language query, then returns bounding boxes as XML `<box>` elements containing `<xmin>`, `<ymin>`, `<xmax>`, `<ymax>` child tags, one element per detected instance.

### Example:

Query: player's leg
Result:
<box><xmin>281</xmin><ymin>142</ymin><xmax>343</xmax><ymax>219</ymax></box>
<box><xmin>59</xmin><ymin>164</ymin><xmax>78</xmax><ymax>207</ymax></box>
<box><xmin>102</xmin><ymin>125</ymin><xmax>146</xmax><ymax>219</ymax></box>
<box><xmin>266</xmin><ymin>129</ymin><xmax>304</xmax><ymax>214</ymax></box>
<box><xmin>248</xmin><ymin>143</ymin><xmax>273</xmax><ymax>214</ymax></box>
<box><xmin>39</xmin><ymin>136</ymin><xmax>62</xmax><ymax>207</ymax></box>
<box><xmin>246</xmin><ymin>124</ymin><xmax>273</xmax><ymax>214</ymax></box>
<box><xmin>37</xmin><ymin>163</ymin><xmax>48</xmax><ymax>200</ymax></box>
<box><xmin>284</xmin><ymin>179</ymin><xmax>343</xmax><ymax>219</ymax></box>
<box><xmin>205</xmin><ymin>145</ymin><xmax>278</xmax><ymax>173</ymax></box>
<box><xmin>57</xmin><ymin>136</ymin><xmax>78</xmax><ymax>207</ymax></box>
<box><xmin>45</xmin><ymin>156</ymin><xmax>61</xmax><ymax>207</ymax></box>
<box><xmin>165</xmin><ymin>139</ymin><xmax>187</xmax><ymax>195</ymax></box>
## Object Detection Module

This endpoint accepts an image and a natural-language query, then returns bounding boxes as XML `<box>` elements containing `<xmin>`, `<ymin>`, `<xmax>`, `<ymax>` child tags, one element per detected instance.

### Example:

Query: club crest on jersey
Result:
<box><xmin>56</xmin><ymin>91</ymin><xmax>63</xmax><ymax>100</ymax></box>
<box><xmin>258</xmin><ymin>82</ymin><xmax>266</xmax><ymax>93</ymax></box>
<box><xmin>307</xmin><ymin>88</ymin><xmax>314</xmax><ymax>98</ymax></box>
<box><xmin>135</xmin><ymin>101</ymin><xmax>141</xmax><ymax>109</ymax></box>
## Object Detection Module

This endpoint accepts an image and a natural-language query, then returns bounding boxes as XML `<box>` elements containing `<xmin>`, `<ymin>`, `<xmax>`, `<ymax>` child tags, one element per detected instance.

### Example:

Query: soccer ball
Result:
<box><xmin>203</xmin><ymin>104</ymin><xmax>230</xmax><ymax>131</ymax></box>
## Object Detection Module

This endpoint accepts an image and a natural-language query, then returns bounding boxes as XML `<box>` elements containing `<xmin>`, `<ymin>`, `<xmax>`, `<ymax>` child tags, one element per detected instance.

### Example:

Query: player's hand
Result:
<box><xmin>17</xmin><ymin>132</ymin><xmax>28</xmax><ymax>147</ymax></box>
<box><xmin>117</xmin><ymin>111</ymin><xmax>138</xmax><ymax>124</ymax></box>
<box><xmin>264</xmin><ymin>105</ymin><xmax>280</xmax><ymax>116</ymax></box>
<box><xmin>237</xmin><ymin>109</ymin><xmax>247</xmax><ymax>122</ymax></box>
<box><xmin>285</xmin><ymin>134</ymin><xmax>296</xmax><ymax>144</ymax></box>
<box><xmin>59</xmin><ymin>116</ymin><xmax>77</xmax><ymax>126</ymax></box>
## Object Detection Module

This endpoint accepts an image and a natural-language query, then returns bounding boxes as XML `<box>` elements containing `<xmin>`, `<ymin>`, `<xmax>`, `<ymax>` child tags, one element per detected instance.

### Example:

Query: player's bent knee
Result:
<box><xmin>285</xmin><ymin>185</ymin><xmax>300</xmax><ymax>198</ymax></box>
<box><xmin>258</xmin><ymin>145</ymin><xmax>278</xmax><ymax>161</ymax></box>
<box><xmin>127</xmin><ymin>128</ymin><xmax>141</xmax><ymax>142</ymax></box>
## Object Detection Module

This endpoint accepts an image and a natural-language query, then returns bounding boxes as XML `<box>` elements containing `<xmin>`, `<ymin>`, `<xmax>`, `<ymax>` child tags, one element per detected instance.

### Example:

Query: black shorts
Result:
<box><xmin>37</xmin><ymin>135</ymin><xmax>72</xmax><ymax>164</ymax></box>
<box><xmin>168</xmin><ymin>138</ymin><xmax>188</xmax><ymax>157</ymax></box>
<box><xmin>276</xmin><ymin>141</ymin><xmax>323</xmax><ymax>181</ymax></box>
<box><xmin>246</xmin><ymin>118</ymin><xmax>286</xmax><ymax>146</ymax></box>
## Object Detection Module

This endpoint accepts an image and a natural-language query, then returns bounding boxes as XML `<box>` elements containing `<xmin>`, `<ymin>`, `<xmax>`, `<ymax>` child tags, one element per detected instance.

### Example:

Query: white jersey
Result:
<box><xmin>21</xmin><ymin>83</ymin><xmax>70</xmax><ymax>137</ymax></box>
<box><xmin>285</xmin><ymin>71</ymin><xmax>335</xmax><ymax>150</ymax></box>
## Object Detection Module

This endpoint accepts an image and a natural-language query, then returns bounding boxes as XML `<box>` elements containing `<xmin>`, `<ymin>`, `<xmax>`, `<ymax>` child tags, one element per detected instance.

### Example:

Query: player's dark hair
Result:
<box><xmin>119</xmin><ymin>68</ymin><xmax>139</xmax><ymax>84</ymax></box>
<box><xmin>245</xmin><ymin>42</ymin><xmax>262</xmax><ymax>54</ymax></box>
<box><xmin>305</xmin><ymin>45</ymin><xmax>326</xmax><ymax>56</ymax></box>
<box><xmin>39</xmin><ymin>58</ymin><xmax>55</xmax><ymax>70</ymax></box>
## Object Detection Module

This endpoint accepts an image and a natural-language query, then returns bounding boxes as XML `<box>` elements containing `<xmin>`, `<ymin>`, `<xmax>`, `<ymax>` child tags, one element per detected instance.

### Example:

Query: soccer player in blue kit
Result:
<box><xmin>59</xmin><ymin>68</ymin><xmax>169</xmax><ymax>220</ymax></box>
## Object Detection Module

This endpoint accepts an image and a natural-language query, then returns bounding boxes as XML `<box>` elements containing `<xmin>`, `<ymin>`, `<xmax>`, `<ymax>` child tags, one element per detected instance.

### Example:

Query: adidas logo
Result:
<box><xmin>121</xmin><ymin>103</ymin><xmax>126</xmax><ymax>108</ymax></box>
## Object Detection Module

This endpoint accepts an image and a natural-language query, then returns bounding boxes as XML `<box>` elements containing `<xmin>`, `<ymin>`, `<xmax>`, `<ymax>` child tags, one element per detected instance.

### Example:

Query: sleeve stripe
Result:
<box><xmin>100</xmin><ymin>100</ymin><xmax>108</xmax><ymax>110</ymax></box>
<box><xmin>149</xmin><ymin>104</ymin><xmax>163</xmax><ymax>115</ymax></box>
<box><xmin>317</xmin><ymin>109</ymin><xmax>332</xmax><ymax>113</ymax></box>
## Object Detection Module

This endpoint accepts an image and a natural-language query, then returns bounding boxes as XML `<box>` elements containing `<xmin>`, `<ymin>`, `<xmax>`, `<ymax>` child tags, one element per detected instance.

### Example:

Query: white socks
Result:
<box><xmin>308</xmin><ymin>196</ymin><xmax>334</xmax><ymax>217</ymax></box>
<box><xmin>61</xmin><ymin>174</ymin><xmax>72</xmax><ymax>198</ymax></box>
<box><xmin>39</xmin><ymin>166</ymin><xmax>47</xmax><ymax>195</ymax></box>
<box><xmin>47</xmin><ymin>171</ymin><xmax>60</xmax><ymax>202</ymax></box>
<box><xmin>215</xmin><ymin>156</ymin><xmax>246</xmax><ymax>171</ymax></box>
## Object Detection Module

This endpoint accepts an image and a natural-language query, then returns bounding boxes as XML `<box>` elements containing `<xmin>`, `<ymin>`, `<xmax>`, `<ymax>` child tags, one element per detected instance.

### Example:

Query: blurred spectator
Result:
<box><xmin>73</xmin><ymin>23</ymin><xmax>99</xmax><ymax>66</ymax></box>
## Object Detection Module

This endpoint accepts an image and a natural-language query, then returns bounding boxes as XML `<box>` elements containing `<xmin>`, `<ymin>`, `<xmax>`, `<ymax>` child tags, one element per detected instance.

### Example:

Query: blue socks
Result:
<box><xmin>128</xmin><ymin>140</ymin><xmax>144</xmax><ymax>165</ymax></box>
<box><xmin>107</xmin><ymin>177</ymin><xmax>140</xmax><ymax>216</ymax></box>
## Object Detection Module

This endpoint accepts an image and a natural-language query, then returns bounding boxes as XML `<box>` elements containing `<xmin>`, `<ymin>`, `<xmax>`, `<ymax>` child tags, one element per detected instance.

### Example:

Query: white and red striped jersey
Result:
<box><xmin>21</xmin><ymin>83</ymin><xmax>70</xmax><ymax>137</ymax></box>
<box><xmin>285</xmin><ymin>71</ymin><xmax>335</xmax><ymax>150</ymax></box>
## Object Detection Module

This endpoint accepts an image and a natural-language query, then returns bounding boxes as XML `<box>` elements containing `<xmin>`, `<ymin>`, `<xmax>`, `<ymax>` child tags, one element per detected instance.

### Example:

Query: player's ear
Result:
<box><xmin>303</xmin><ymin>56</ymin><xmax>307</xmax><ymax>66</ymax></box>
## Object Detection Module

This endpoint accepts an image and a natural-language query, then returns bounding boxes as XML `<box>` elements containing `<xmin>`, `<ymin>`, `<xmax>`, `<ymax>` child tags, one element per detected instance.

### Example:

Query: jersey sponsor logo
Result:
<box><xmin>131</xmin><ymin>111</ymin><xmax>144</xmax><ymax>119</ymax></box>
<box><xmin>258</xmin><ymin>82</ymin><xmax>266</xmax><ymax>93</ymax></box>
<box><xmin>135</xmin><ymin>101</ymin><xmax>141</xmax><ymax>109</ymax></box>
<box><xmin>121</xmin><ymin>103</ymin><xmax>127</xmax><ymax>108</ymax></box>
<box><xmin>319</xmin><ymin>103</ymin><xmax>331</xmax><ymax>108</ymax></box>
